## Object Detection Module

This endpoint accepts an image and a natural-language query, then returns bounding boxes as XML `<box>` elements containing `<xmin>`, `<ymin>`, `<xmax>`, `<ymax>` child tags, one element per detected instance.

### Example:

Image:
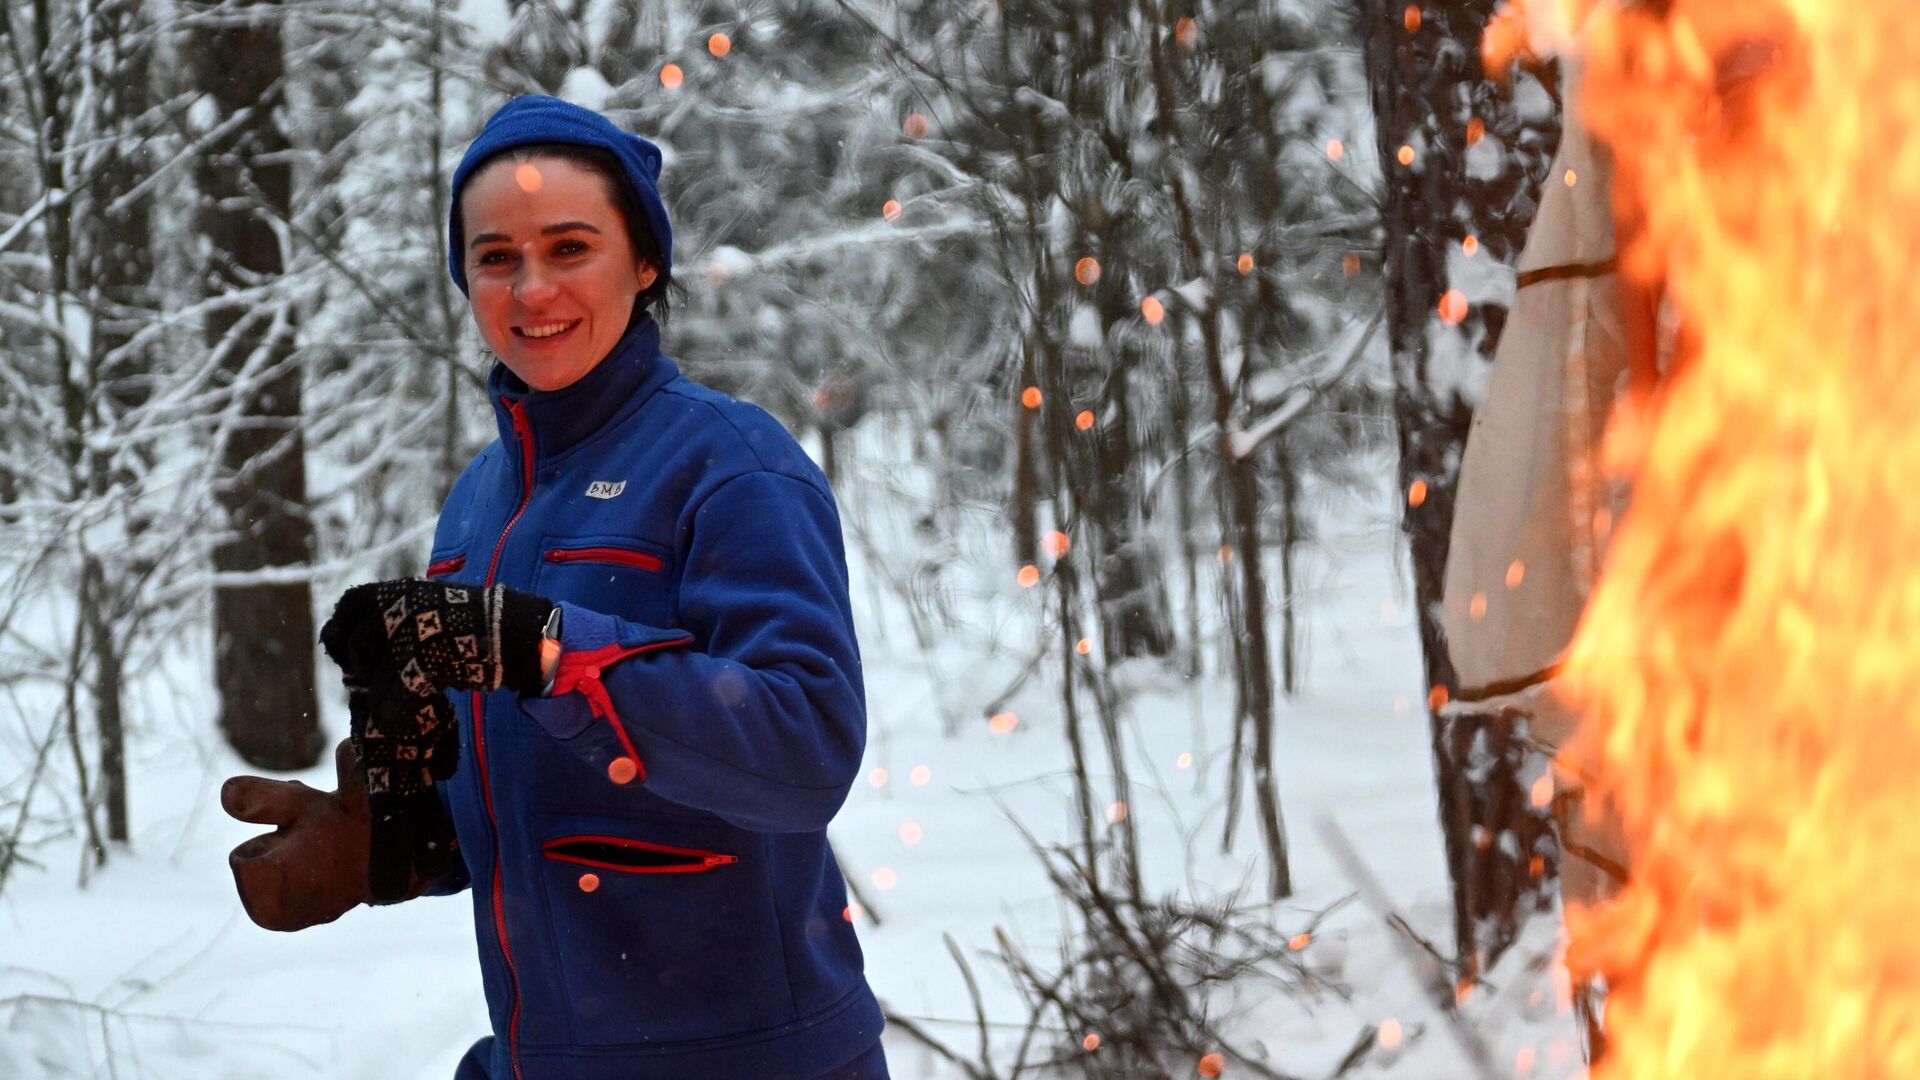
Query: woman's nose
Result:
<box><xmin>513</xmin><ymin>263</ymin><xmax>559</xmax><ymax>306</ymax></box>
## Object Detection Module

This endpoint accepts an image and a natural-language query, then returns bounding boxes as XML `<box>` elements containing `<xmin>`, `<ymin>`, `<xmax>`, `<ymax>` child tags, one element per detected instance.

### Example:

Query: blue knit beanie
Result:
<box><xmin>447</xmin><ymin>96</ymin><xmax>672</xmax><ymax>297</ymax></box>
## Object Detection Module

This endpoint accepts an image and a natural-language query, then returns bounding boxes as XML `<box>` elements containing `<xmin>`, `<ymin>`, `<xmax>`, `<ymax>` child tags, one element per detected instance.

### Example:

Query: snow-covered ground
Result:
<box><xmin>0</xmin><ymin>428</ymin><xmax>1582</xmax><ymax>1078</ymax></box>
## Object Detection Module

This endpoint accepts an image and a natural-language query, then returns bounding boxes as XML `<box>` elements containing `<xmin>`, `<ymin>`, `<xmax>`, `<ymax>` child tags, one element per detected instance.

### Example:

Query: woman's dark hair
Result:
<box><xmin>463</xmin><ymin>141</ymin><xmax>681</xmax><ymax>327</ymax></box>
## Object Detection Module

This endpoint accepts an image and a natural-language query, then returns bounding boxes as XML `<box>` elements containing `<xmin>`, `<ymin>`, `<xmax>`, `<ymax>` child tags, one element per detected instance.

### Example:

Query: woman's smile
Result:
<box><xmin>515</xmin><ymin>318</ymin><xmax>582</xmax><ymax>341</ymax></box>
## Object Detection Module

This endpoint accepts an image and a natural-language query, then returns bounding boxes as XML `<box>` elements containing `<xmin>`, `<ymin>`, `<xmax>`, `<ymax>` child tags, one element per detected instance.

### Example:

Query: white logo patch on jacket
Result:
<box><xmin>586</xmin><ymin>481</ymin><xmax>627</xmax><ymax>500</ymax></box>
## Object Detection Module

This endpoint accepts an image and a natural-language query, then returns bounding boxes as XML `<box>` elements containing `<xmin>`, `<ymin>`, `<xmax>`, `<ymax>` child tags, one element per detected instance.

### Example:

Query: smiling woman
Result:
<box><xmin>218</xmin><ymin>96</ymin><xmax>888</xmax><ymax>1080</ymax></box>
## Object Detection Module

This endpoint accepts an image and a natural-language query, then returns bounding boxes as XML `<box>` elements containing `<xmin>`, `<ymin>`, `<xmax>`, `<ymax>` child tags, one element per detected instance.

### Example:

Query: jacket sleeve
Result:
<box><xmin>516</xmin><ymin>469</ymin><xmax>866</xmax><ymax>833</ymax></box>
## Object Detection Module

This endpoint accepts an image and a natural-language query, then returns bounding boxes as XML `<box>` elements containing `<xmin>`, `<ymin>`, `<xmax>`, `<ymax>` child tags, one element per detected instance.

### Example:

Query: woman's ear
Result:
<box><xmin>635</xmin><ymin>262</ymin><xmax>659</xmax><ymax>292</ymax></box>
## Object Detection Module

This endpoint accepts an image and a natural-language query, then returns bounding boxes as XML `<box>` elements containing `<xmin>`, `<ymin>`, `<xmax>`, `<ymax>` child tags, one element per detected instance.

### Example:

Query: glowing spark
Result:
<box><xmin>1407</xmin><ymin>478</ymin><xmax>1429</xmax><ymax>507</ymax></box>
<box><xmin>1506</xmin><ymin>559</ymin><xmax>1526</xmax><ymax>588</ymax></box>
<box><xmin>1289</xmin><ymin>932</ymin><xmax>1311</xmax><ymax>951</ymax></box>
<box><xmin>1044</xmin><ymin>530</ymin><xmax>1071</xmax><ymax>558</ymax></box>
<box><xmin>1529</xmin><ymin>771</ymin><xmax>1553</xmax><ymax>809</ymax></box>
<box><xmin>1469</xmin><ymin>592</ymin><xmax>1488</xmax><ymax>620</ymax></box>
<box><xmin>989</xmin><ymin>712</ymin><xmax>1018</xmax><ymax>734</ymax></box>
<box><xmin>578</xmin><ymin>873</ymin><xmax>600</xmax><ymax>893</ymax></box>
<box><xmin>1197</xmin><ymin>1052</ymin><xmax>1225</xmax><ymax>1077</ymax></box>
<box><xmin>1326</xmin><ymin>138</ymin><xmax>1346</xmax><ymax>162</ymax></box>
<box><xmin>882</xmin><ymin>199</ymin><xmax>902</xmax><ymax>222</ymax></box>
<box><xmin>842</xmin><ymin>903</ymin><xmax>863</xmax><ymax>923</ymax></box>
<box><xmin>871</xmin><ymin>867</ymin><xmax>897</xmax><ymax>890</ymax></box>
<box><xmin>1141</xmin><ymin>295</ymin><xmax>1166</xmax><ymax>324</ymax></box>
<box><xmin>868</xmin><ymin>767</ymin><xmax>888</xmax><ymax>788</ymax></box>
<box><xmin>1174</xmin><ymin>16</ymin><xmax>1197</xmax><ymax>48</ymax></box>
<box><xmin>607</xmin><ymin>757</ymin><xmax>637</xmax><ymax>785</ymax></box>
<box><xmin>1397</xmin><ymin>144</ymin><xmax>1417</xmax><ymax>166</ymax></box>
<box><xmin>1564</xmin><ymin>168</ymin><xmax>1578</xmax><ymax>187</ymax></box>
<box><xmin>902</xmin><ymin>113</ymin><xmax>929</xmax><ymax>139</ymax></box>
<box><xmin>1177</xmin><ymin>752</ymin><xmax>1193</xmax><ymax>769</ymax></box>
<box><xmin>707</xmin><ymin>32</ymin><xmax>731</xmax><ymax>57</ymax></box>
<box><xmin>1402</xmin><ymin>5</ymin><xmax>1421</xmax><ymax>33</ymax></box>
<box><xmin>1074</xmin><ymin>256</ymin><xmax>1101</xmax><ymax>285</ymax></box>
<box><xmin>1427</xmin><ymin>684</ymin><xmax>1450</xmax><ymax>710</ymax></box>
<box><xmin>1106</xmin><ymin>801</ymin><xmax>1128</xmax><ymax>823</ymax></box>
<box><xmin>514</xmin><ymin>162</ymin><xmax>544</xmax><ymax>192</ymax></box>
<box><xmin>1075</xmin><ymin>409</ymin><xmax>1095</xmax><ymax>430</ymax></box>
<box><xmin>909</xmin><ymin>764</ymin><xmax>931</xmax><ymax>787</ymax></box>
<box><xmin>1438</xmin><ymin>289</ymin><xmax>1469</xmax><ymax>325</ymax></box>
<box><xmin>1017</xmin><ymin>564</ymin><xmax>1040</xmax><ymax>588</ymax></box>
<box><xmin>659</xmin><ymin>63</ymin><xmax>684</xmax><ymax>90</ymax></box>
<box><xmin>1021</xmin><ymin>385</ymin><xmax>1042</xmax><ymax>409</ymax></box>
<box><xmin>1462</xmin><ymin>235</ymin><xmax>1480</xmax><ymax>257</ymax></box>
<box><xmin>1075</xmin><ymin>637</ymin><xmax>1091</xmax><ymax>655</ymax></box>
<box><xmin>1082</xmin><ymin>1033</ymin><xmax>1101</xmax><ymax>1052</ymax></box>
<box><xmin>1237</xmin><ymin>252</ymin><xmax>1256</xmax><ymax>274</ymax></box>
<box><xmin>1378</xmin><ymin>1018</ymin><xmax>1403</xmax><ymax>1048</ymax></box>
<box><xmin>1466</xmin><ymin>117</ymin><xmax>1486</xmax><ymax>146</ymax></box>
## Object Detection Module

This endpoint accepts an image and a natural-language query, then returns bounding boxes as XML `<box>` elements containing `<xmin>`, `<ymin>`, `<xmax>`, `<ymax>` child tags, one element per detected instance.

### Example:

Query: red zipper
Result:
<box><xmin>543</xmin><ymin>546</ymin><xmax>663</xmax><ymax>572</ymax></box>
<box><xmin>426</xmin><ymin>554</ymin><xmax>466</xmax><ymax>577</ymax></box>
<box><xmin>475</xmin><ymin>396</ymin><xmax>535</xmax><ymax>1080</ymax></box>
<box><xmin>541</xmin><ymin>834</ymin><xmax>738</xmax><ymax>874</ymax></box>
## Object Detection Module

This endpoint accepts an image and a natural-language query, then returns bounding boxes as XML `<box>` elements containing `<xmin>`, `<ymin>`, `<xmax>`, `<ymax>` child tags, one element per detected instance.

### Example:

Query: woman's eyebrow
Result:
<box><xmin>468</xmin><ymin>221</ymin><xmax>603</xmax><ymax>249</ymax></box>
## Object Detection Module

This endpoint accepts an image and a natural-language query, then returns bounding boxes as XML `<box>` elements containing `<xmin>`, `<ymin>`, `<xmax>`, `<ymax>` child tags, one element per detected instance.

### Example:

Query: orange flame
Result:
<box><xmin>1565</xmin><ymin>2</ymin><xmax>1920</xmax><ymax>1077</ymax></box>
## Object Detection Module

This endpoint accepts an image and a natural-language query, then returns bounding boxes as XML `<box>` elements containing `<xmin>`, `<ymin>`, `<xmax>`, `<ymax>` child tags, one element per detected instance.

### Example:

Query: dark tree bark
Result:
<box><xmin>1358</xmin><ymin>0</ymin><xmax>1562</xmax><ymax>971</ymax></box>
<box><xmin>83</xmin><ymin>0</ymin><xmax>160</xmax><ymax>846</ymax></box>
<box><xmin>1011</xmin><ymin>341</ymin><xmax>1040</xmax><ymax>568</ymax></box>
<box><xmin>194</xmin><ymin>2</ymin><xmax>324</xmax><ymax>771</ymax></box>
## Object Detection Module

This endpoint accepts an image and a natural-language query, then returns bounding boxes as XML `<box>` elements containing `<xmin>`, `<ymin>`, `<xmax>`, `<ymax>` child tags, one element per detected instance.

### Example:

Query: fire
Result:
<box><xmin>1561</xmin><ymin>2</ymin><xmax>1920</xmax><ymax>1077</ymax></box>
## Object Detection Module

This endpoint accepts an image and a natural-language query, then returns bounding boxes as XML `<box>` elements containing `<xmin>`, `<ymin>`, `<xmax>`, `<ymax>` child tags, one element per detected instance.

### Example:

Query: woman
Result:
<box><xmin>220</xmin><ymin>96</ymin><xmax>887</xmax><ymax>1080</ymax></box>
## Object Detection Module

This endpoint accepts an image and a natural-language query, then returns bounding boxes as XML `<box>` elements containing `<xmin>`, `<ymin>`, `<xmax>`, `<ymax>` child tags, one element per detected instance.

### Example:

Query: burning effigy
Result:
<box><xmin>1552</xmin><ymin>1</ymin><xmax>1920</xmax><ymax>1076</ymax></box>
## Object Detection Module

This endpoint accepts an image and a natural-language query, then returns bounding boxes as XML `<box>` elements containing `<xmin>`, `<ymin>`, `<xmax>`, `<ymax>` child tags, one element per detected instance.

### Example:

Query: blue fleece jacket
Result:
<box><xmin>423</xmin><ymin>315</ymin><xmax>882</xmax><ymax>1078</ymax></box>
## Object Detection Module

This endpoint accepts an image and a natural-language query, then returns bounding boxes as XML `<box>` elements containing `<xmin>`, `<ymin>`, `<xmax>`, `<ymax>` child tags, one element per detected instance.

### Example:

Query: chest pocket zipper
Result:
<box><xmin>426</xmin><ymin>554</ymin><xmax>467</xmax><ymax>577</ymax></box>
<box><xmin>543</xmin><ymin>546</ymin><xmax>664</xmax><ymax>572</ymax></box>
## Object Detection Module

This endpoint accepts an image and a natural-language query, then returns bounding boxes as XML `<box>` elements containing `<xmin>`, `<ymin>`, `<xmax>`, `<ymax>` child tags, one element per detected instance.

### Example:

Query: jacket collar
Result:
<box><xmin>487</xmin><ymin>314</ymin><xmax>679</xmax><ymax>462</ymax></box>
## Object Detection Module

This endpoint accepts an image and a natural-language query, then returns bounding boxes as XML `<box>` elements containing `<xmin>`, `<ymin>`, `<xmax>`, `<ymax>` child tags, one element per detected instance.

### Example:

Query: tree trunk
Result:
<box><xmin>1012</xmin><ymin>339</ymin><xmax>1040</xmax><ymax>569</ymax></box>
<box><xmin>194</xmin><ymin>1</ymin><xmax>324</xmax><ymax>771</ymax></box>
<box><xmin>85</xmin><ymin>0</ymin><xmax>157</xmax><ymax>845</ymax></box>
<box><xmin>1090</xmin><ymin>331</ymin><xmax>1173</xmax><ymax>661</ymax></box>
<box><xmin>1359</xmin><ymin>0</ymin><xmax>1563</xmax><ymax>972</ymax></box>
<box><xmin>1276</xmin><ymin>438</ymin><xmax>1300</xmax><ymax>697</ymax></box>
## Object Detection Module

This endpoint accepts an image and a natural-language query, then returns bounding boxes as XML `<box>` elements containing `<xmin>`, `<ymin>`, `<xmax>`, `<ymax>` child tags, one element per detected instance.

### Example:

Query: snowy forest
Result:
<box><xmin>7</xmin><ymin>0</ymin><xmax>1879</xmax><ymax>1077</ymax></box>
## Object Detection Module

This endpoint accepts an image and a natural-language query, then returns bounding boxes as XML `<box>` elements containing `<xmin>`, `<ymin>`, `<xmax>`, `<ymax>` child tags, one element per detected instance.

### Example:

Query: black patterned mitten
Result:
<box><xmin>322</xmin><ymin>579</ymin><xmax>554</xmax><ymax>698</ymax></box>
<box><xmin>340</xmin><ymin>676</ymin><xmax>462</xmax><ymax>903</ymax></box>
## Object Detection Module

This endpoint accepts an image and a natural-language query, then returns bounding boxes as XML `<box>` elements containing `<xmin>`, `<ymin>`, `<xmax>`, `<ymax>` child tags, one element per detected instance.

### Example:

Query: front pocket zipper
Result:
<box><xmin>426</xmin><ymin>554</ymin><xmax>466</xmax><ymax>577</ymax></box>
<box><xmin>543</xmin><ymin>546</ymin><xmax>664</xmax><ymax>572</ymax></box>
<box><xmin>541</xmin><ymin>834</ymin><xmax>738</xmax><ymax>874</ymax></box>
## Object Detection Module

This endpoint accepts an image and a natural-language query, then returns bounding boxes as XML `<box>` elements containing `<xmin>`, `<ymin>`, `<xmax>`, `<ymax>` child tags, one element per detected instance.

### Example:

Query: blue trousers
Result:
<box><xmin>454</xmin><ymin>1037</ymin><xmax>890</xmax><ymax>1080</ymax></box>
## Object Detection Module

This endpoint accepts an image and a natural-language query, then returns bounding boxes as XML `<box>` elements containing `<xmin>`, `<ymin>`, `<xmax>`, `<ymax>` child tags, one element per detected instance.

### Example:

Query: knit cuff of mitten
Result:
<box><xmin>497</xmin><ymin>588</ymin><xmax>555</xmax><ymax>694</ymax></box>
<box><xmin>367</xmin><ymin>789</ymin><xmax>443</xmax><ymax>904</ymax></box>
